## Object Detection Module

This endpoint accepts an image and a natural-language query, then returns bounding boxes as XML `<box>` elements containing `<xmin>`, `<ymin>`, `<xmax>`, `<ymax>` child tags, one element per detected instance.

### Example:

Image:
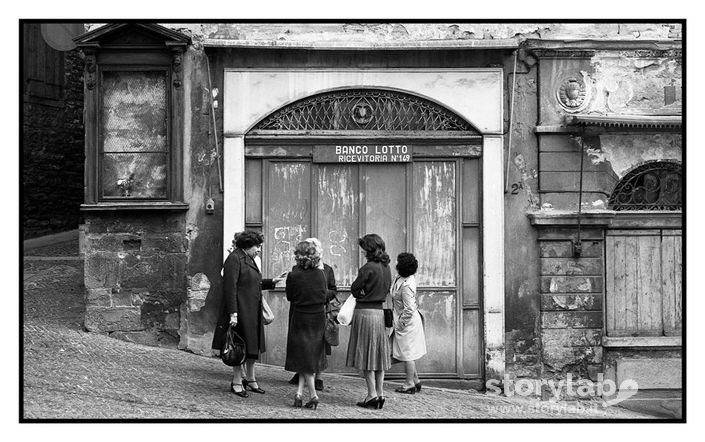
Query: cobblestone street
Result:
<box><xmin>22</xmin><ymin>240</ymin><xmax>654</xmax><ymax>421</ymax></box>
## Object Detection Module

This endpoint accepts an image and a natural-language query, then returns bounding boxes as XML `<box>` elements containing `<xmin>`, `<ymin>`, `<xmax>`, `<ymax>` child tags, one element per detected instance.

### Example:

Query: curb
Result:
<box><xmin>23</xmin><ymin>229</ymin><xmax>79</xmax><ymax>251</ymax></box>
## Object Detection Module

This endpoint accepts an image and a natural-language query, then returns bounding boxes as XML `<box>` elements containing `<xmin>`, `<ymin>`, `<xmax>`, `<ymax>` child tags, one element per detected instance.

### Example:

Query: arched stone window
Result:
<box><xmin>608</xmin><ymin>160</ymin><xmax>682</xmax><ymax>211</ymax></box>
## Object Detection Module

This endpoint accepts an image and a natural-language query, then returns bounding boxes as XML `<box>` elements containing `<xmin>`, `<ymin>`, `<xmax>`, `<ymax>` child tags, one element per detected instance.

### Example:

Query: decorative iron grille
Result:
<box><xmin>608</xmin><ymin>161</ymin><xmax>682</xmax><ymax>211</ymax></box>
<box><xmin>101</xmin><ymin>71</ymin><xmax>168</xmax><ymax>198</ymax></box>
<box><xmin>252</xmin><ymin>89</ymin><xmax>477</xmax><ymax>132</ymax></box>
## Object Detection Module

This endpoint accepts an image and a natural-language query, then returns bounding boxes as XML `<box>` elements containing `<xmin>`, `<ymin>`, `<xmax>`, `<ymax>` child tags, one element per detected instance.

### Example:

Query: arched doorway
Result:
<box><xmin>242</xmin><ymin>89</ymin><xmax>483</xmax><ymax>378</ymax></box>
<box><xmin>222</xmin><ymin>68</ymin><xmax>506</xmax><ymax>381</ymax></box>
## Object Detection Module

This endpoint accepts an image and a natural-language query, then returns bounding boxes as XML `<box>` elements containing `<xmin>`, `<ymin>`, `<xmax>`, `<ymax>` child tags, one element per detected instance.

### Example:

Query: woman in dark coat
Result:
<box><xmin>346</xmin><ymin>233</ymin><xmax>392</xmax><ymax>410</ymax></box>
<box><xmin>212</xmin><ymin>231</ymin><xmax>286</xmax><ymax>398</ymax></box>
<box><xmin>284</xmin><ymin>239</ymin><xmax>329</xmax><ymax>409</ymax></box>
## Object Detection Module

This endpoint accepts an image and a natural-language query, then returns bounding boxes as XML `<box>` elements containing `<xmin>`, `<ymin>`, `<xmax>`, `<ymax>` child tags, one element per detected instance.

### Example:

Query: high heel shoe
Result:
<box><xmin>230</xmin><ymin>382</ymin><xmax>249</xmax><ymax>398</ymax></box>
<box><xmin>377</xmin><ymin>396</ymin><xmax>385</xmax><ymax>409</ymax></box>
<box><xmin>394</xmin><ymin>385</ymin><xmax>416</xmax><ymax>394</ymax></box>
<box><xmin>415</xmin><ymin>382</ymin><xmax>422</xmax><ymax>392</ymax></box>
<box><xmin>304</xmin><ymin>396</ymin><xmax>319</xmax><ymax>410</ymax></box>
<box><xmin>293</xmin><ymin>394</ymin><xmax>303</xmax><ymax>408</ymax></box>
<box><xmin>242</xmin><ymin>379</ymin><xmax>266</xmax><ymax>394</ymax></box>
<box><xmin>356</xmin><ymin>396</ymin><xmax>379</xmax><ymax>409</ymax></box>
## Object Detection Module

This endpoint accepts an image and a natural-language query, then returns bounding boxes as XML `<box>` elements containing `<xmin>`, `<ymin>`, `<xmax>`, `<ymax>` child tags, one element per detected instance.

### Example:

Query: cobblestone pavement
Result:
<box><xmin>22</xmin><ymin>242</ymin><xmax>655</xmax><ymax>420</ymax></box>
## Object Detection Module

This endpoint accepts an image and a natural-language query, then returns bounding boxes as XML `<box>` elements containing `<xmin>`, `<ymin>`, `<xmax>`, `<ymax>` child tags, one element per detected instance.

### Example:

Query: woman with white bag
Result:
<box><xmin>345</xmin><ymin>233</ymin><xmax>392</xmax><ymax>410</ymax></box>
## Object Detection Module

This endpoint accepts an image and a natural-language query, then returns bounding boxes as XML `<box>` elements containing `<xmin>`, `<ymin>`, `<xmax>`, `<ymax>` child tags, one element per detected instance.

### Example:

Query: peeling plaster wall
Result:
<box><xmin>597</xmin><ymin>133</ymin><xmax>681</xmax><ymax>179</ymax></box>
<box><xmin>505</xmin><ymin>65</ymin><xmax>542</xmax><ymax>378</ymax></box>
<box><xmin>586</xmin><ymin>52</ymin><xmax>682</xmax><ymax>116</ymax></box>
<box><xmin>87</xmin><ymin>23</ymin><xmax>680</xmax><ymax>45</ymax></box>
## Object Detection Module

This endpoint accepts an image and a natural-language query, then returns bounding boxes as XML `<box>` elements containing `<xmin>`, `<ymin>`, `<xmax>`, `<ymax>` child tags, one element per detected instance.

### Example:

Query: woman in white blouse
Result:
<box><xmin>391</xmin><ymin>252</ymin><xmax>427</xmax><ymax>394</ymax></box>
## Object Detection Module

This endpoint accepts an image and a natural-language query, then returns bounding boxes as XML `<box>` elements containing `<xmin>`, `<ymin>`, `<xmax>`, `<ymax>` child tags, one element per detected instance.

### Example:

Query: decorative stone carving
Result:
<box><xmin>556</xmin><ymin>75</ymin><xmax>589</xmax><ymax>112</ymax></box>
<box><xmin>172</xmin><ymin>50</ymin><xmax>183</xmax><ymax>89</ymax></box>
<box><xmin>352</xmin><ymin>100</ymin><xmax>374</xmax><ymax>126</ymax></box>
<box><xmin>85</xmin><ymin>50</ymin><xmax>96</xmax><ymax>90</ymax></box>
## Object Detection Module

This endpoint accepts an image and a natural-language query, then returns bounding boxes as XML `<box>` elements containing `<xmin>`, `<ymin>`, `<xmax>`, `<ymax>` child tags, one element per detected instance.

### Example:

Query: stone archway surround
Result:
<box><xmin>221</xmin><ymin>68</ymin><xmax>505</xmax><ymax>380</ymax></box>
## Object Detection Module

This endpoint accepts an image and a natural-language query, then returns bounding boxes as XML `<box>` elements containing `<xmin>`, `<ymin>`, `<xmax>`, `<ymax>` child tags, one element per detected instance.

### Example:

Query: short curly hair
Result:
<box><xmin>233</xmin><ymin>230</ymin><xmax>264</xmax><ymax>249</ymax></box>
<box><xmin>396</xmin><ymin>252</ymin><xmax>418</xmax><ymax>277</ymax></box>
<box><xmin>294</xmin><ymin>239</ymin><xmax>321</xmax><ymax>269</ymax></box>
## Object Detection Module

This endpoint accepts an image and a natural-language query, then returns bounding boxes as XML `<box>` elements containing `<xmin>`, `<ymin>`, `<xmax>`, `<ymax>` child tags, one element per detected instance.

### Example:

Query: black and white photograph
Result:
<box><xmin>15</xmin><ymin>5</ymin><xmax>694</xmax><ymax>432</ymax></box>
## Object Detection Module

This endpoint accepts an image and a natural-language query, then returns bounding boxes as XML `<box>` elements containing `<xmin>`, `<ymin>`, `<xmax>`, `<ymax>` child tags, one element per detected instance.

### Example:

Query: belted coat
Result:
<box><xmin>211</xmin><ymin>248</ymin><xmax>276</xmax><ymax>358</ymax></box>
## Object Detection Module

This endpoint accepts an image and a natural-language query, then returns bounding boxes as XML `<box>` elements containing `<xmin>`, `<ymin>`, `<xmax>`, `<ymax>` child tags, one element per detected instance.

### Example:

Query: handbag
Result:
<box><xmin>221</xmin><ymin>325</ymin><xmax>247</xmax><ymax>367</ymax></box>
<box><xmin>261</xmin><ymin>296</ymin><xmax>274</xmax><ymax>325</ymax></box>
<box><xmin>383</xmin><ymin>292</ymin><xmax>394</xmax><ymax>328</ymax></box>
<box><xmin>337</xmin><ymin>295</ymin><xmax>356</xmax><ymax>326</ymax></box>
<box><xmin>383</xmin><ymin>308</ymin><xmax>394</xmax><ymax>328</ymax></box>
<box><xmin>324</xmin><ymin>303</ymin><xmax>340</xmax><ymax>346</ymax></box>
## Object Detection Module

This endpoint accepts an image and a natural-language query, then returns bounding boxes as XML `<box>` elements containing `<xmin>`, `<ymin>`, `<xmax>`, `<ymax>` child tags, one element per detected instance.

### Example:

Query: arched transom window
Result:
<box><xmin>251</xmin><ymin>88</ymin><xmax>478</xmax><ymax>133</ymax></box>
<box><xmin>608</xmin><ymin>160</ymin><xmax>682</xmax><ymax>211</ymax></box>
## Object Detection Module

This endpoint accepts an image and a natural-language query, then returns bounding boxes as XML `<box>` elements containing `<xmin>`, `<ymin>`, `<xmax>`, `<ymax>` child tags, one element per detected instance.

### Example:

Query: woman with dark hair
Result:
<box><xmin>212</xmin><ymin>230</ymin><xmax>286</xmax><ymax>398</ymax></box>
<box><xmin>391</xmin><ymin>252</ymin><xmax>427</xmax><ymax>394</ymax></box>
<box><xmin>284</xmin><ymin>239</ymin><xmax>329</xmax><ymax>410</ymax></box>
<box><xmin>346</xmin><ymin>233</ymin><xmax>392</xmax><ymax>410</ymax></box>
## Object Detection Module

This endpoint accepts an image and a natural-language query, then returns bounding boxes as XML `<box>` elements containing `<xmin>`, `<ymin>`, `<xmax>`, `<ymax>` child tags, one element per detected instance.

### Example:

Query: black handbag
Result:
<box><xmin>221</xmin><ymin>325</ymin><xmax>247</xmax><ymax>367</ymax></box>
<box><xmin>324</xmin><ymin>301</ymin><xmax>340</xmax><ymax>346</ymax></box>
<box><xmin>383</xmin><ymin>308</ymin><xmax>393</xmax><ymax>328</ymax></box>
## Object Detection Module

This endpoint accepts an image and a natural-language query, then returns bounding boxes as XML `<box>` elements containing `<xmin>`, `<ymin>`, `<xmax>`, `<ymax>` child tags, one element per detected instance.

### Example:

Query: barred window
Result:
<box><xmin>608</xmin><ymin>160</ymin><xmax>682</xmax><ymax>211</ymax></box>
<box><xmin>101</xmin><ymin>71</ymin><xmax>169</xmax><ymax>199</ymax></box>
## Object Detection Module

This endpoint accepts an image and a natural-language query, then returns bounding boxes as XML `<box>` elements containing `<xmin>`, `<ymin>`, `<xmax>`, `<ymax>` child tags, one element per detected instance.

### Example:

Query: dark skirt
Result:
<box><xmin>346</xmin><ymin>308</ymin><xmax>391</xmax><ymax>371</ymax></box>
<box><xmin>285</xmin><ymin>307</ymin><xmax>328</xmax><ymax>373</ymax></box>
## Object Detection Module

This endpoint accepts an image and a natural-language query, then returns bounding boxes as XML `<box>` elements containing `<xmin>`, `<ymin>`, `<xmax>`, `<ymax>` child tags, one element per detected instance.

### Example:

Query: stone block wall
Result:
<box><xmin>538</xmin><ymin>228</ymin><xmax>605</xmax><ymax>379</ymax></box>
<box><xmin>23</xmin><ymin>48</ymin><xmax>85</xmax><ymax>239</ymax></box>
<box><xmin>83</xmin><ymin>213</ymin><xmax>187</xmax><ymax>347</ymax></box>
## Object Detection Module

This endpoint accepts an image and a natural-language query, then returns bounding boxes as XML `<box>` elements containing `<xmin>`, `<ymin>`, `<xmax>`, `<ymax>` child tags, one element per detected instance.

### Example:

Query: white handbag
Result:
<box><xmin>337</xmin><ymin>295</ymin><xmax>356</xmax><ymax>326</ymax></box>
<box><xmin>261</xmin><ymin>296</ymin><xmax>274</xmax><ymax>325</ymax></box>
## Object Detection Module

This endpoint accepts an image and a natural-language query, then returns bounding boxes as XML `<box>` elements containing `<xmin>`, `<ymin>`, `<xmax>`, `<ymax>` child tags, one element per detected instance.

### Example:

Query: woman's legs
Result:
<box><xmin>404</xmin><ymin>361</ymin><xmax>417</xmax><ymax>388</ymax></box>
<box><xmin>296</xmin><ymin>373</ymin><xmax>305</xmax><ymax>397</ymax></box>
<box><xmin>374</xmin><ymin>370</ymin><xmax>385</xmax><ymax>398</ymax></box>
<box><xmin>231</xmin><ymin>366</ymin><xmax>244</xmax><ymax>392</ymax></box>
<box><xmin>244</xmin><ymin>359</ymin><xmax>257</xmax><ymax>384</ymax></box>
<box><xmin>362</xmin><ymin>370</ymin><xmax>377</xmax><ymax>400</ymax></box>
<box><xmin>303</xmin><ymin>373</ymin><xmax>317</xmax><ymax>399</ymax></box>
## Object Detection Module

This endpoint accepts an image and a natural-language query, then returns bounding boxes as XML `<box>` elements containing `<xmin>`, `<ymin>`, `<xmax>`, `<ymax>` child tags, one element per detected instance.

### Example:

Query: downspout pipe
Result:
<box><xmin>574</xmin><ymin>125</ymin><xmax>585</xmax><ymax>257</ymax></box>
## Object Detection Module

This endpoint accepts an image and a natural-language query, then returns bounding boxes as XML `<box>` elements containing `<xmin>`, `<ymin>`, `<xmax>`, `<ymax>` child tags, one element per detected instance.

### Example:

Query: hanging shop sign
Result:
<box><xmin>313</xmin><ymin>144</ymin><xmax>413</xmax><ymax>163</ymax></box>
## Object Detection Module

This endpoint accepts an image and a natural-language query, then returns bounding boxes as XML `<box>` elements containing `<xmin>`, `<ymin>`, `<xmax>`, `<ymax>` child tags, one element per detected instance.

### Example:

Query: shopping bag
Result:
<box><xmin>337</xmin><ymin>295</ymin><xmax>356</xmax><ymax>326</ymax></box>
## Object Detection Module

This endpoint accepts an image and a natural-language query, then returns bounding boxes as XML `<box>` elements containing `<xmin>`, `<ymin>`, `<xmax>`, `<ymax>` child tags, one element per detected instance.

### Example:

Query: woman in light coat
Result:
<box><xmin>391</xmin><ymin>252</ymin><xmax>427</xmax><ymax>394</ymax></box>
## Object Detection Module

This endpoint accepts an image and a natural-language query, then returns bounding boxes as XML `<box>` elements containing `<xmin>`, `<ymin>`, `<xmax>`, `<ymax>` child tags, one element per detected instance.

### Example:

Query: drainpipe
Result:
<box><xmin>574</xmin><ymin>125</ymin><xmax>585</xmax><ymax>258</ymax></box>
<box><xmin>504</xmin><ymin>50</ymin><xmax>518</xmax><ymax>193</ymax></box>
<box><xmin>205</xmin><ymin>54</ymin><xmax>224</xmax><ymax>193</ymax></box>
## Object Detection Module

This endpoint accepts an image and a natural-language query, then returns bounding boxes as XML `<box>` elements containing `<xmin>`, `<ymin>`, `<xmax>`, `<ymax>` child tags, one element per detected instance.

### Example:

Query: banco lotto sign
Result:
<box><xmin>313</xmin><ymin>144</ymin><xmax>412</xmax><ymax>163</ymax></box>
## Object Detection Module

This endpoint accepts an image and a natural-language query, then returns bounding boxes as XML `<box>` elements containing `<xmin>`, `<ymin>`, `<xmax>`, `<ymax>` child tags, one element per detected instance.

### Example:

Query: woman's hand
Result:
<box><xmin>229</xmin><ymin>313</ymin><xmax>238</xmax><ymax>326</ymax></box>
<box><xmin>273</xmin><ymin>271</ymin><xmax>288</xmax><ymax>284</ymax></box>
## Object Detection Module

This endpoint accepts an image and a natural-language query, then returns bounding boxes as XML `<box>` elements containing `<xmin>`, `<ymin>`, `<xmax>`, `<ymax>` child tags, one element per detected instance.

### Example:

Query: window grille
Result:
<box><xmin>608</xmin><ymin>161</ymin><xmax>682</xmax><ymax>211</ymax></box>
<box><xmin>101</xmin><ymin>71</ymin><xmax>168</xmax><ymax>199</ymax></box>
<box><xmin>253</xmin><ymin>89</ymin><xmax>477</xmax><ymax>133</ymax></box>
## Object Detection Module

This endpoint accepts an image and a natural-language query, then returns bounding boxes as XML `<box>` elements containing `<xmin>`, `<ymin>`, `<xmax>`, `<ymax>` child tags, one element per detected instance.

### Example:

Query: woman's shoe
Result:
<box><xmin>394</xmin><ymin>385</ymin><xmax>416</xmax><ymax>394</ymax></box>
<box><xmin>356</xmin><ymin>397</ymin><xmax>379</xmax><ymax>409</ymax></box>
<box><xmin>293</xmin><ymin>394</ymin><xmax>303</xmax><ymax>408</ymax></box>
<box><xmin>377</xmin><ymin>396</ymin><xmax>386</xmax><ymax>409</ymax></box>
<box><xmin>242</xmin><ymin>379</ymin><xmax>266</xmax><ymax>394</ymax></box>
<box><xmin>230</xmin><ymin>382</ymin><xmax>249</xmax><ymax>398</ymax></box>
<box><xmin>415</xmin><ymin>382</ymin><xmax>422</xmax><ymax>392</ymax></box>
<box><xmin>304</xmin><ymin>396</ymin><xmax>319</xmax><ymax>410</ymax></box>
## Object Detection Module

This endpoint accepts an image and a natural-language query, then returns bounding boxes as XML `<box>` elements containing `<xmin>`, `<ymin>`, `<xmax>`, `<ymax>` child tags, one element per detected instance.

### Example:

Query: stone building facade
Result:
<box><xmin>23</xmin><ymin>23</ymin><xmax>86</xmax><ymax>239</ymax></box>
<box><xmin>74</xmin><ymin>22</ymin><xmax>683</xmax><ymax>415</ymax></box>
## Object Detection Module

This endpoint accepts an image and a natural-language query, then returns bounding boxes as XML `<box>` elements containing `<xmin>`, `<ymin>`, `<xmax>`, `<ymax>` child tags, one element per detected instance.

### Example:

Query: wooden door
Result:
<box><xmin>252</xmin><ymin>155</ymin><xmax>482</xmax><ymax>378</ymax></box>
